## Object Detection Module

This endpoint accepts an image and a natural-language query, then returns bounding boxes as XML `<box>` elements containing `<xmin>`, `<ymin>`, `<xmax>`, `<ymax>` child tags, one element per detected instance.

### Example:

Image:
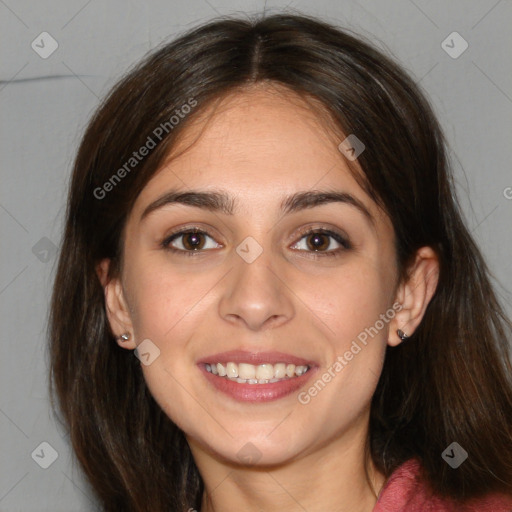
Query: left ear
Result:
<box><xmin>388</xmin><ymin>246</ymin><xmax>440</xmax><ymax>347</ymax></box>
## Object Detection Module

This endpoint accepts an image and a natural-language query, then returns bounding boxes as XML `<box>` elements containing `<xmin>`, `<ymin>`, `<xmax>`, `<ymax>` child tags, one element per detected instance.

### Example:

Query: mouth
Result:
<box><xmin>197</xmin><ymin>350</ymin><xmax>318</xmax><ymax>402</ymax></box>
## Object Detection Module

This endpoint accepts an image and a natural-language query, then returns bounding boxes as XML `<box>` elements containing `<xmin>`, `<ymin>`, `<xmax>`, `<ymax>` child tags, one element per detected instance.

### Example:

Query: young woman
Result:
<box><xmin>49</xmin><ymin>13</ymin><xmax>512</xmax><ymax>512</ymax></box>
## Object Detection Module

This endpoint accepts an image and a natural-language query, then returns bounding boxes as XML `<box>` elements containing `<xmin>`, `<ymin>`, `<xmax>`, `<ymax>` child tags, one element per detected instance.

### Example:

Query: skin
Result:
<box><xmin>99</xmin><ymin>84</ymin><xmax>439</xmax><ymax>512</ymax></box>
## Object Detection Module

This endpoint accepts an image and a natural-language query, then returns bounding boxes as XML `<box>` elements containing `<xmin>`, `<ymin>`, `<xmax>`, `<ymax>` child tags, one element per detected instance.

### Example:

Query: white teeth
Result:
<box><xmin>216</xmin><ymin>363</ymin><xmax>226</xmax><ymax>377</ymax></box>
<box><xmin>295</xmin><ymin>365</ymin><xmax>308</xmax><ymax>376</ymax></box>
<box><xmin>274</xmin><ymin>363</ymin><xmax>286</xmax><ymax>379</ymax></box>
<box><xmin>255</xmin><ymin>364</ymin><xmax>274</xmax><ymax>380</ymax></box>
<box><xmin>205</xmin><ymin>361</ymin><xmax>311</xmax><ymax>382</ymax></box>
<box><xmin>226</xmin><ymin>362</ymin><xmax>238</xmax><ymax>378</ymax></box>
<box><xmin>238</xmin><ymin>363</ymin><xmax>256</xmax><ymax>380</ymax></box>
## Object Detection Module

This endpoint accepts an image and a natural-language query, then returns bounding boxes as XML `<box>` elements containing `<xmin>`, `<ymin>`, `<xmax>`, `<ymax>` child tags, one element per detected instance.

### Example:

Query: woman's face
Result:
<box><xmin>107</xmin><ymin>85</ymin><xmax>404</xmax><ymax>467</ymax></box>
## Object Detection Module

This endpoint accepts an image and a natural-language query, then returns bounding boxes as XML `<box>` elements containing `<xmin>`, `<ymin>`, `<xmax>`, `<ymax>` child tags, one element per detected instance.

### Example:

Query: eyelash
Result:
<box><xmin>160</xmin><ymin>226</ymin><xmax>352</xmax><ymax>258</ymax></box>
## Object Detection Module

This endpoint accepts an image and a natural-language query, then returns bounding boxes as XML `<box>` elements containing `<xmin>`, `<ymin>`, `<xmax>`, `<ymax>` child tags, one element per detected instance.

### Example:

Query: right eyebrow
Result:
<box><xmin>140</xmin><ymin>190</ymin><xmax>236</xmax><ymax>221</ymax></box>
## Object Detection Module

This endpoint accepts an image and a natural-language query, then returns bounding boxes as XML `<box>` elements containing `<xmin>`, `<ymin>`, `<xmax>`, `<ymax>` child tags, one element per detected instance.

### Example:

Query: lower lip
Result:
<box><xmin>199</xmin><ymin>364</ymin><xmax>317</xmax><ymax>402</ymax></box>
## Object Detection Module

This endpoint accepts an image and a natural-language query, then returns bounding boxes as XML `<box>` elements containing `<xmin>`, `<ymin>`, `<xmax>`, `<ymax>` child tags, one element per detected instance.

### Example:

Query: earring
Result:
<box><xmin>397</xmin><ymin>329</ymin><xmax>408</xmax><ymax>341</ymax></box>
<box><xmin>118</xmin><ymin>333</ymin><xmax>131</xmax><ymax>341</ymax></box>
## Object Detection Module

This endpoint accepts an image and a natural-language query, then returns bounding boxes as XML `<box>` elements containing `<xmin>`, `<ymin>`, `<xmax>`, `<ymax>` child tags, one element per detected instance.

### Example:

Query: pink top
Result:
<box><xmin>373</xmin><ymin>458</ymin><xmax>512</xmax><ymax>511</ymax></box>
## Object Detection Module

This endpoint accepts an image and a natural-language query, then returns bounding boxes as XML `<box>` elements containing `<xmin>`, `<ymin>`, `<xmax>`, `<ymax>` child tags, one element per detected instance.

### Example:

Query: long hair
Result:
<box><xmin>48</xmin><ymin>13</ymin><xmax>512</xmax><ymax>511</ymax></box>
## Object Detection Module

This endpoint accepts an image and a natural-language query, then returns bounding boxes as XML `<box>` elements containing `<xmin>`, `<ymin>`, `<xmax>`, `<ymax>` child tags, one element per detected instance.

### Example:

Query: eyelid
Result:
<box><xmin>290</xmin><ymin>226</ymin><xmax>352</xmax><ymax>254</ymax></box>
<box><xmin>160</xmin><ymin>226</ymin><xmax>223</xmax><ymax>255</ymax></box>
<box><xmin>160</xmin><ymin>224</ymin><xmax>352</xmax><ymax>257</ymax></box>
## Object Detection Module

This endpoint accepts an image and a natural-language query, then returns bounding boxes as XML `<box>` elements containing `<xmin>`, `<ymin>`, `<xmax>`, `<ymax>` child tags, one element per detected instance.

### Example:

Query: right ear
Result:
<box><xmin>96</xmin><ymin>259</ymin><xmax>137</xmax><ymax>350</ymax></box>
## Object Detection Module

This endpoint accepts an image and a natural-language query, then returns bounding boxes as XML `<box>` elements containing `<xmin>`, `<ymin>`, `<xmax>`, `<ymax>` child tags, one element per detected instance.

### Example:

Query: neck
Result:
<box><xmin>190</xmin><ymin>423</ymin><xmax>386</xmax><ymax>512</ymax></box>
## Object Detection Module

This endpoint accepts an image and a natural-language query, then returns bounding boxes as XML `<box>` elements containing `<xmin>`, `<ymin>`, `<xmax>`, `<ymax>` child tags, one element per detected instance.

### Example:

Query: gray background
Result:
<box><xmin>1</xmin><ymin>0</ymin><xmax>511</xmax><ymax>510</ymax></box>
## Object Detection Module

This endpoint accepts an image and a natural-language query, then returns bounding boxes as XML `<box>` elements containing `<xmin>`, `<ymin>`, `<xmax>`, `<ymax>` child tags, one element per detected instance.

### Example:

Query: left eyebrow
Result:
<box><xmin>140</xmin><ymin>189</ymin><xmax>375</xmax><ymax>227</ymax></box>
<box><xmin>280</xmin><ymin>191</ymin><xmax>375</xmax><ymax>227</ymax></box>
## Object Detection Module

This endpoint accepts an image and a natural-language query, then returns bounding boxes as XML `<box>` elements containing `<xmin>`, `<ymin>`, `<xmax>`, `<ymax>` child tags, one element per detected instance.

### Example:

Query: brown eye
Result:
<box><xmin>290</xmin><ymin>228</ymin><xmax>351</xmax><ymax>257</ymax></box>
<box><xmin>162</xmin><ymin>229</ymin><xmax>220</xmax><ymax>253</ymax></box>
<box><xmin>182</xmin><ymin>232</ymin><xmax>205</xmax><ymax>250</ymax></box>
<box><xmin>305</xmin><ymin>233</ymin><xmax>330</xmax><ymax>251</ymax></box>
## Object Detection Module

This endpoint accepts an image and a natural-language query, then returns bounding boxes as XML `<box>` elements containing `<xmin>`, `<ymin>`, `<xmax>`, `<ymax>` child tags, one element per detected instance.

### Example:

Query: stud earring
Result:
<box><xmin>118</xmin><ymin>333</ymin><xmax>131</xmax><ymax>341</ymax></box>
<box><xmin>397</xmin><ymin>329</ymin><xmax>408</xmax><ymax>341</ymax></box>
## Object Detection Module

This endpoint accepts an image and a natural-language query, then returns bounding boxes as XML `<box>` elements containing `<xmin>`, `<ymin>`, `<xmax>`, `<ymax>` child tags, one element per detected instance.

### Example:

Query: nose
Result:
<box><xmin>218</xmin><ymin>246</ymin><xmax>295</xmax><ymax>331</ymax></box>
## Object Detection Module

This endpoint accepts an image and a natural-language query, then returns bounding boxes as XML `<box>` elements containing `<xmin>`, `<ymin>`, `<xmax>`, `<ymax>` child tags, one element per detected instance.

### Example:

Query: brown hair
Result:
<box><xmin>48</xmin><ymin>12</ymin><xmax>512</xmax><ymax>511</ymax></box>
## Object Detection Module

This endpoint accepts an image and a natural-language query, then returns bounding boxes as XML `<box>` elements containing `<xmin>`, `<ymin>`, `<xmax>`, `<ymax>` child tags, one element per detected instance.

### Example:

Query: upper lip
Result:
<box><xmin>197</xmin><ymin>350</ymin><xmax>316</xmax><ymax>367</ymax></box>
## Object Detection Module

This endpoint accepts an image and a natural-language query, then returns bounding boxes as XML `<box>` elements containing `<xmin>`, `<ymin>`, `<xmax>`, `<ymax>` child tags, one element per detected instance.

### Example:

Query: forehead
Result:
<box><xmin>167</xmin><ymin>85</ymin><xmax>344</xmax><ymax>181</ymax></box>
<box><xmin>130</xmin><ymin>84</ymin><xmax>390</xmax><ymax>229</ymax></box>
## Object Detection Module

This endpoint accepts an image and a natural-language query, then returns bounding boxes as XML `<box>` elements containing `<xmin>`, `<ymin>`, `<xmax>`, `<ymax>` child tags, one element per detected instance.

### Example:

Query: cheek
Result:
<box><xmin>125</xmin><ymin>255</ymin><xmax>213</xmax><ymax>343</ymax></box>
<box><xmin>122</xmin><ymin>252</ymin><xmax>224</xmax><ymax>397</ymax></box>
<box><xmin>302</xmin><ymin>257</ymin><xmax>394</xmax><ymax>351</ymax></box>
<box><xmin>123</xmin><ymin>259</ymin><xmax>212</xmax><ymax>431</ymax></box>
<box><xmin>284</xmin><ymin>257</ymin><xmax>394</xmax><ymax>414</ymax></box>
<box><xmin>295</xmin><ymin>265</ymin><xmax>391</xmax><ymax>432</ymax></box>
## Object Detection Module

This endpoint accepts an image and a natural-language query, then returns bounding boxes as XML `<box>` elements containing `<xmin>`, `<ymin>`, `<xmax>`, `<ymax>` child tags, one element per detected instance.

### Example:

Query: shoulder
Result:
<box><xmin>373</xmin><ymin>458</ymin><xmax>512</xmax><ymax>512</ymax></box>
